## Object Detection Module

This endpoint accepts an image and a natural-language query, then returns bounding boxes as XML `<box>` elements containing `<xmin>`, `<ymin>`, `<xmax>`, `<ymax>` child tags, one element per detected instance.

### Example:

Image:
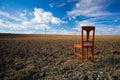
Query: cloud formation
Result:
<box><xmin>32</xmin><ymin>8</ymin><xmax>62</xmax><ymax>24</ymax></box>
<box><xmin>0</xmin><ymin>8</ymin><xmax>65</xmax><ymax>33</ymax></box>
<box><xmin>67</xmin><ymin>0</ymin><xmax>110</xmax><ymax>17</ymax></box>
<box><xmin>67</xmin><ymin>0</ymin><xmax>120</xmax><ymax>35</ymax></box>
<box><xmin>0</xmin><ymin>0</ymin><xmax>120</xmax><ymax>35</ymax></box>
<box><xmin>0</xmin><ymin>10</ymin><xmax>23</xmax><ymax>21</ymax></box>
<box><xmin>73</xmin><ymin>19</ymin><xmax>120</xmax><ymax>35</ymax></box>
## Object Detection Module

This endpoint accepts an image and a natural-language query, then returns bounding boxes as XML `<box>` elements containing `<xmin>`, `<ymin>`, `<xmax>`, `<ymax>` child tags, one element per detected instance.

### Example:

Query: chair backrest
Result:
<box><xmin>81</xmin><ymin>26</ymin><xmax>95</xmax><ymax>46</ymax></box>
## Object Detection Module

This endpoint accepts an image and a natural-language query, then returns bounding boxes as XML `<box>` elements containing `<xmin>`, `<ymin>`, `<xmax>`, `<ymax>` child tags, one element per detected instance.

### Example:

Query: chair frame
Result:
<box><xmin>74</xmin><ymin>26</ymin><xmax>95</xmax><ymax>63</ymax></box>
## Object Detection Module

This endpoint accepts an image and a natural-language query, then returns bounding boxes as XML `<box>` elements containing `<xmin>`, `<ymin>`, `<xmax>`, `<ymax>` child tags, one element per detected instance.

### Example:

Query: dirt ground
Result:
<box><xmin>0</xmin><ymin>34</ymin><xmax>120</xmax><ymax>80</ymax></box>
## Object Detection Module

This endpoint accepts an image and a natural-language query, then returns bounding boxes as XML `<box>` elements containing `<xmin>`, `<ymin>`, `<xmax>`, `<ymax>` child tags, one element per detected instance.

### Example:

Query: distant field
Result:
<box><xmin>0</xmin><ymin>34</ymin><xmax>120</xmax><ymax>80</ymax></box>
<box><xmin>0</xmin><ymin>34</ymin><xmax>79</xmax><ymax>40</ymax></box>
<box><xmin>0</xmin><ymin>33</ymin><xmax>120</xmax><ymax>40</ymax></box>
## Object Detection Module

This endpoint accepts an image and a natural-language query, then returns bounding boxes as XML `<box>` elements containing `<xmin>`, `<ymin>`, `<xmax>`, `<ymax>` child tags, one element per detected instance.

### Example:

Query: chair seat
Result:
<box><xmin>83</xmin><ymin>42</ymin><xmax>93</xmax><ymax>47</ymax></box>
<box><xmin>74</xmin><ymin>42</ymin><xmax>93</xmax><ymax>48</ymax></box>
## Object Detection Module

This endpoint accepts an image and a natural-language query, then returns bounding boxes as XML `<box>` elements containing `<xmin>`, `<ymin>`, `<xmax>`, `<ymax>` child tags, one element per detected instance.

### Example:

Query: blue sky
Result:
<box><xmin>0</xmin><ymin>0</ymin><xmax>120</xmax><ymax>35</ymax></box>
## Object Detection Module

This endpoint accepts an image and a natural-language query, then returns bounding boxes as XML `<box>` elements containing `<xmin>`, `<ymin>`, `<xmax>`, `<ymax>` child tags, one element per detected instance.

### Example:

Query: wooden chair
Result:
<box><xmin>74</xmin><ymin>26</ymin><xmax>95</xmax><ymax>63</ymax></box>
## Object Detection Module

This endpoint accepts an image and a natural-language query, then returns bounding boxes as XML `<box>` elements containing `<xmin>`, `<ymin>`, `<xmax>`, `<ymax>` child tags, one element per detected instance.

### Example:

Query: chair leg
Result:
<box><xmin>74</xmin><ymin>47</ymin><xmax>84</xmax><ymax>63</ymax></box>
<box><xmin>86</xmin><ymin>48</ymin><xmax>88</xmax><ymax>58</ymax></box>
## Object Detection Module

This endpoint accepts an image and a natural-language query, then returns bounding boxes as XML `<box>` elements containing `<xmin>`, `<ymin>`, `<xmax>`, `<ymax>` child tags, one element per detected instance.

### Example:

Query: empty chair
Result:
<box><xmin>74</xmin><ymin>26</ymin><xmax>95</xmax><ymax>63</ymax></box>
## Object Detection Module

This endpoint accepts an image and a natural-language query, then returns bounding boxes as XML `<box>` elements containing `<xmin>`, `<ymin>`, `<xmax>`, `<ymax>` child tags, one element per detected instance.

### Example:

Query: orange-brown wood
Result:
<box><xmin>74</xmin><ymin>26</ymin><xmax>95</xmax><ymax>63</ymax></box>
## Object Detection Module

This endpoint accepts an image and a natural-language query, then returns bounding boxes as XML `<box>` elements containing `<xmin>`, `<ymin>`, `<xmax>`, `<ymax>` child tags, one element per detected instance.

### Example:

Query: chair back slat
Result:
<box><xmin>81</xmin><ymin>26</ymin><xmax>95</xmax><ymax>46</ymax></box>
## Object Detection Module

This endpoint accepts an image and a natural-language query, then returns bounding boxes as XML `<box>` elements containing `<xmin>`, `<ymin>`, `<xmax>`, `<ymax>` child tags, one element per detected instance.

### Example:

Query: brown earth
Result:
<box><xmin>0</xmin><ymin>34</ymin><xmax>120</xmax><ymax>80</ymax></box>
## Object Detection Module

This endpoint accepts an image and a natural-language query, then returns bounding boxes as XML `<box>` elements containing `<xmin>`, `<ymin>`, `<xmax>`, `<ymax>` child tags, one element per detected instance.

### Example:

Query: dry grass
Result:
<box><xmin>0</xmin><ymin>34</ymin><xmax>120</xmax><ymax>80</ymax></box>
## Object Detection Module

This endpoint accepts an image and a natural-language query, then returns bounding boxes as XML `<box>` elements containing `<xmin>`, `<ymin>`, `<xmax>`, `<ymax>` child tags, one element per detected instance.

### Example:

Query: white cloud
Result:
<box><xmin>77</xmin><ymin>20</ymin><xmax>96</xmax><ymax>27</ymax></box>
<box><xmin>31</xmin><ymin>8</ymin><xmax>62</xmax><ymax>24</ymax></box>
<box><xmin>75</xmin><ymin>3</ymin><xmax>80</xmax><ymax>8</ymax></box>
<box><xmin>51</xmin><ymin>17</ymin><xmax>61</xmax><ymax>24</ymax></box>
<box><xmin>0</xmin><ymin>19</ymin><xmax>6</xmax><ymax>27</ymax></box>
<box><xmin>72</xmin><ymin>19</ymin><xmax>97</xmax><ymax>31</ymax></box>
<box><xmin>95</xmin><ymin>26</ymin><xmax>120</xmax><ymax>35</ymax></box>
<box><xmin>0</xmin><ymin>19</ymin><xmax>27</xmax><ymax>30</ymax></box>
<box><xmin>49</xmin><ymin>2</ymin><xmax>66</xmax><ymax>8</ymax></box>
<box><xmin>32</xmin><ymin>8</ymin><xmax>52</xmax><ymax>23</ymax></box>
<box><xmin>0</xmin><ymin>10</ymin><xmax>23</xmax><ymax>21</ymax></box>
<box><xmin>49</xmin><ymin>3</ymin><xmax>54</xmax><ymax>8</ymax></box>
<box><xmin>34</xmin><ymin>24</ymin><xmax>51</xmax><ymax>30</ymax></box>
<box><xmin>19</xmin><ymin>12</ymin><xmax>27</xmax><ymax>20</ymax></box>
<box><xmin>0</xmin><ymin>30</ymin><xmax>35</xmax><ymax>34</ymax></box>
<box><xmin>57</xmin><ymin>3</ymin><xmax>66</xmax><ymax>7</ymax></box>
<box><xmin>73</xmin><ymin>18</ymin><xmax>120</xmax><ymax>35</ymax></box>
<box><xmin>67</xmin><ymin>0</ymin><xmax>110</xmax><ymax>17</ymax></box>
<box><xmin>0</xmin><ymin>8</ymin><xmax>66</xmax><ymax>34</ymax></box>
<box><xmin>45</xmin><ymin>28</ymin><xmax>78</xmax><ymax>35</ymax></box>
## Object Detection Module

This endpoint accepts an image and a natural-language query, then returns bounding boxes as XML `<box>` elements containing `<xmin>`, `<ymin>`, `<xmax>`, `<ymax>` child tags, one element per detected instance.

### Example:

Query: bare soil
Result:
<box><xmin>0</xmin><ymin>34</ymin><xmax>120</xmax><ymax>80</ymax></box>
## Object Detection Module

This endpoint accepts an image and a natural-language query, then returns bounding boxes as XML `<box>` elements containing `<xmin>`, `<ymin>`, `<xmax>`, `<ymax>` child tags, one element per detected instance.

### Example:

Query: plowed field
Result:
<box><xmin>0</xmin><ymin>34</ymin><xmax>120</xmax><ymax>80</ymax></box>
